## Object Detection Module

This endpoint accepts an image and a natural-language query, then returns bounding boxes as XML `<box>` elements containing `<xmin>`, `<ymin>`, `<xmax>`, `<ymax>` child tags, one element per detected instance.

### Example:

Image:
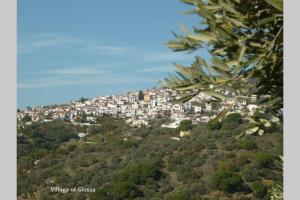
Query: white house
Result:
<box><xmin>247</xmin><ymin>104</ymin><xmax>258</xmax><ymax>116</ymax></box>
<box><xmin>179</xmin><ymin>130</ymin><xmax>191</xmax><ymax>137</ymax></box>
<box><xmin>77</xmin><ymin>132</ymin><xmax>88</xmax><ymax>138</ymax></box>
<box><xmin>132</xmin><ymin>119</ymin><xmax>149</xmax><ymax>127</ymax></box>
<box><xmin>205</xmin><ymin>103</ymin><xmax>212</xmax><ymax>111</ymax></box>
<box><xmin>193</xmin><ymin>106</ymin><xmax>202</xmax><ymax>113</ymax></box>
<box><xmin>86</xmin><ymin>116</ymin><xmax>96</xmax><ymax>122</ymax></box>
<box><xmin>170</xmin><ymin>137</ymin><xmax>180</xmax><ymax>141</ymax></box>
<box><xmin>250</xmin><ymin>94</ymin><xmax>257</xmax><ymax>103</ymax></box>
<box><xmin>161</xmin><ymin>120</ymin><xmax>181</xmax><ymax>129</ymax></box>
<box><xmin>200</xmin><ymin>116</ymin><xmax>210</xmax><ymax>123</ymax></box>
<box><xmin>132</xmin><ymin>103</ymin><xmax>139</xmax><ymax>110</ymax></box>
<box><xmin>172</xmin><ymin>104</ymin><xmax>182</xmax><ymax>112</ymax></box>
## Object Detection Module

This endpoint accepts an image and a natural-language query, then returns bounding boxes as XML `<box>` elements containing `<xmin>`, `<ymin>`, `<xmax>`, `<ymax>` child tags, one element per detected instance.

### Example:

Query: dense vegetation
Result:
<box><xmin>17</xmin><ymin>114</ymin><xmax>282</xmax><ymax>199</ymax></box>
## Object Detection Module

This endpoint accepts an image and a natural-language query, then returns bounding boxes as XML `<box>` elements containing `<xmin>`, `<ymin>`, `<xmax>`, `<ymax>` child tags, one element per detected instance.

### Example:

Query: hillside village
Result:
<box><xmin>17</xmin><ymin>87</ymin><xmax>282</xmax><ymax>200</ymax></box>
<box><xmin>17</xmin><ymin>86</ymin><xmax>259</xmax><ymax>129</ymax></box>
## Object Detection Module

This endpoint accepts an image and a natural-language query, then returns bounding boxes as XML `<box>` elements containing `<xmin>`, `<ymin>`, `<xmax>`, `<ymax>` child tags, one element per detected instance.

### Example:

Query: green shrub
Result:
<box><xmin>177</xmin><ymin>120</ymin><xmax>193</xmax><ymax>132</ymax></box>
<box><xmin>222</xmin><ymin>113</ymin><xmax>243</xmax><ymax>125</ymax></box>
<box><xmin>225</xmin><ymin>153</ymin><xmax>236</xmax><ymax>159</ymax></box>
<box><xmin>88</xmin><ymin>126</ymin><xmax>102</xmax><ymax>135</ymax></box>
<box><xmin>67</xmin><ymin>144</ymin><xmax>77</xmax><ymax>151</ymax></box>
<box><xmin>37</xmin><ymin>159</ymin><xmax>58</xmax><ymax>169</ymax></box>
<box><xmin>161</xmin><ymin>184</ymin><xmax>173</xmax><ymax>193</ymax></box>
<box><xmin>79</xmin><ymin>157</ymin><xmax>97</xmax><ymax>167</ymax></box>
<box><xmin>190</xmin><ymin>169</ymin><xmax>204</xmax><ymax>179</ymax></box>
<box><xmin>255</xmin><ymin>152</ymin><xmax>275</xmax><ymax>168</ymax></box>
<box><xmin>167</xmin><ymin>190</ymin><xmax>189</xmax><ymax>200</ymax></box>
<box><xmin>241</xmin><ymin>169</ymin><xmax>260</xmax><ymax>182</ymax></box>
<box><xmin>113</xmin><ymin>181</ymin><xmax>139</xmax><ymax>200</ymax></box>
<box><xmin>235</xmin><ymin>154</ymin><xmax>251</xmax><ymax>166</ymax></box>
<box><xmin>118</xmin><ymin>160</ymin><xmax>160</xmax><ymax>185</ymax></box>
<box><xmin>206</xmin><ymin>141</ymin><xmax>217</xmax><ymax>149</ymax></box>
<box><xmin>220</xmin><ymin>113</ymin><xmax>243</xmax><ymax>130</ymax></box>
<box><xmin>188</xmin><ymin>182</ymin><xmax>208</xmax><ymax>195</ymax></box>
<box><xmin>206</xmin><ymin>120</ymin><xmax>222</xmax><ymax>130</ymax></box>
<box><xmin>18</xmin><ymin>156</ymin><xmax>34</xmax><ymax>169</ymax></box>
<box><xmin>178</xmin><ymin>170</ymin><xmax>193</xmax><ymax>182</ymax></box>
<box><xmin>251</xmin><ymin>181</ymin><xmax>267</xmax><ymax>198</ymax></box>
<box><xmin>167</xmin><ymin>155</ymin><xmax>184</xmax><ymax>171</ymax></box>
<box><xmin>122</xmin><ymin>140</ymin><xmax>137</xmax><ymax>149</ymax></box>
<box><xmin>258</xmin><ymin>168</ymin><xmax>282</xmax><ymax>181</ymax></box>
<box><xmin>212</xmin><ymin>170</ymin><xmax>245</xmax><ymax>193</ymax></box>
<box><xmin>224</xmin><ymin>144</ymin><xmax>235</xmax><ymax>151</ymax></box>
<box><xmin>191</xmin><ymin>142</ymin><xmax>205</xmax><ymax>152</ymax></box>
<box><xmin>89</xmin><ymin>185</ymin><xmax>112</xmax><ymax>200</ymax></box>
<box><xmin>240</xmin><ymin>139</ymin><xmax>257</xmax><ymax>150</ymax></box>
<box><xmin>192</xmin><ymin>157</ymin><xmax>205</xmax><ymax>167</ymax></box>
<box><xmin>83</xmin><ymin>145</ymin><xmax>96</xmax><ymax>153</ymax></box>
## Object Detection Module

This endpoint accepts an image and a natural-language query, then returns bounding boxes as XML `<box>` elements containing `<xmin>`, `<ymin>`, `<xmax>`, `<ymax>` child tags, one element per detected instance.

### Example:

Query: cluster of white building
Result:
<box><xmin>17</xmin><ymin>87</ymin><xmax>259</xmax><ymax>128</ymax></box>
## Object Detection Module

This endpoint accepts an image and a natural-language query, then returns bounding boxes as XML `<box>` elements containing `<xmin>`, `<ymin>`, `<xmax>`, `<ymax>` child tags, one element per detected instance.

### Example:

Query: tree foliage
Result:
<box><xmin>162</xmin><ymin>0</ymin><xmax>283</xmax><ymax>136</ymax></box>
<box><xmin>255</xmin><ymin>152</ymin><xmax>275</xmax><ymax>168</ymax></box>
<box><xmin>222</xmin><ymin>113</ymin><xmax>243</xmax><ymax>125</ymax></box>
<box><xmin>22</xmin><ymin>114</ymin><xmax>32</xmax><ymax>123</ymax></box>
<box><xmin>251</xmin><ymin>181</ymin><xmax>268</xmax><ymax>198</ymax></box>
<box><xmin>240</xmin><ymin>138</ymin><xmax>257</xmax><ymax>150</ymax></box>
<box><xmin>177</xmin><ymin>119</ymin><xmax>194</xmax><ymax>131</ymax></box>
<box><xmin>112</xmin><ymin>181</ymin><xmax>139</xmax><ymax>200</ymax></box>
<box><xmin>138</xmin><ymin>90</ymin><xmax>144</xmax><ymax>101</ymax></box>
<box><xmin>206</xmin><ymin>119</ymin><xmax>222</xmax><ymax>130</ymax></box>
<box><xmin>212</xmin><ymin>169</ymin><xmax>245</xmax><ymax>193</ymax></box>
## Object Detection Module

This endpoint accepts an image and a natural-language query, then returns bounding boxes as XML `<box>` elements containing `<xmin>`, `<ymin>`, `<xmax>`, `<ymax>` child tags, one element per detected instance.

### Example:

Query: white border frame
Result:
<box><xmin>0</xmin><ymin>0</ymin><xmax>17</xmax><ymax>198</ymax></box>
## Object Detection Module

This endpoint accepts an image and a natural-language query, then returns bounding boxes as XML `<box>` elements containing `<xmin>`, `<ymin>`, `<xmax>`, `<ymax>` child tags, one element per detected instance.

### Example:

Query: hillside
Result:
<box><xmin>17</xmin><ymin>114</ymin><xmax>283</xmax><ymax>200</ymax></box>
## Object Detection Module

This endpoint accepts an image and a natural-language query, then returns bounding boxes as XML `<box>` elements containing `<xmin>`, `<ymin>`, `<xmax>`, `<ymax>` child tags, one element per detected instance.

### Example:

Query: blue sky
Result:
<box><xmin>17</xmin><ymin>0</ymin><xmax>208</xmax><ymax>109</ymax></box>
